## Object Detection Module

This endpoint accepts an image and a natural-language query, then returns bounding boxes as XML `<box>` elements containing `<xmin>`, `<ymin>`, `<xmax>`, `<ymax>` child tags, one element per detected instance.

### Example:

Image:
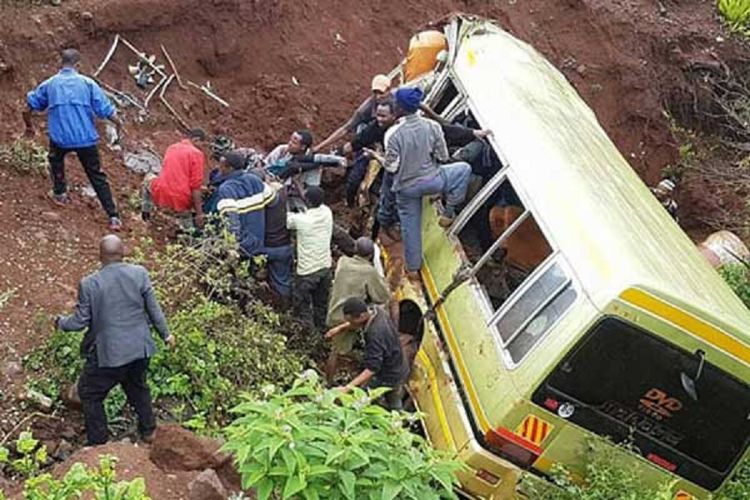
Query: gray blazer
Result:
<box><xmin>59</xmin><ymin>262</ymin><xmax>169</xmax><ymax>368</ymax></box>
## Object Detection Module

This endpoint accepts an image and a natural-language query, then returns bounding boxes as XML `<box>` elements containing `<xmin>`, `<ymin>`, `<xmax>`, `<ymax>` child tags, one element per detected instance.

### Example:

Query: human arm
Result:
<box><xmin>24</xmin><ymin>81</ymin><xmax>50</xmax><ymax>137</ymax></box>
<box><xmin>382</xmin><ymin>130</ymin><xmax>401</xmax><ymax>173</ymax></box>
<box><xmin>324</xmin><ymin>321</ymin><xmax>355</xmax><ymax>340</ymax></box>
<box><xmin>286</xmin><ymin>211</ymin><xmax>300</xmax><ymax>230</ymax></box>
<box><xmin>142</xmin><ymin>270</ymin><xmax>172</xmax><ymax>344</ymax></box>
<box><xmin>90</xmin><ymin>80</ymin><xmax>116</xmax><ymax>120</ymax></box>
<box><xmin>313</xmin><ymin>97</ymin><xmax>373</xmax><ymax>153</ymax></box>
<box><xmin>338</xmin><ymin>368</ymin><xmax>375</xmax><ymax>392</ymax></box>
<box><xmin>57</xmin><ymin>280</ymin><xmax>92</xmax><ymax>331</ymax></box>
<box><xmin>419</xmin><ymin>103</ymin><xmax>447</xmax><ymax>124</ymax></box>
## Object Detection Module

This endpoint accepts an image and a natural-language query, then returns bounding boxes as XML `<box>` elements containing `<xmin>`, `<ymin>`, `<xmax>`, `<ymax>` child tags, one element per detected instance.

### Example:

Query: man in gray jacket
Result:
<box><xmin>57</xmin><ymin>235</ymin><xmax>175</xmax><ymax>445</ymax></box>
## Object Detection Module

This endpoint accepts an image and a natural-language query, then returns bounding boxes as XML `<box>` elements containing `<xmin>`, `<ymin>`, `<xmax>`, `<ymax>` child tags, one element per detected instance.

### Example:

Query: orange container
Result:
<box><xmin>404</xmin><ymin>30</ymin><xmax>448</xmax><ymax>83</ymax></box>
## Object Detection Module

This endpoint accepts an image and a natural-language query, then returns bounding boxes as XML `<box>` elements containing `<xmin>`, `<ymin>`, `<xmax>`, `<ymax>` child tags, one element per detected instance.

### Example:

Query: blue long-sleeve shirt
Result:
<box><xmin>216</xmin><ymin>171</ymin><xmax>276</xmax><ymax>257</ymax></box>
<box><xmin>27</xmin><ymin>67</ymin><xmax>115</xmax><ymax>149</ymax></box>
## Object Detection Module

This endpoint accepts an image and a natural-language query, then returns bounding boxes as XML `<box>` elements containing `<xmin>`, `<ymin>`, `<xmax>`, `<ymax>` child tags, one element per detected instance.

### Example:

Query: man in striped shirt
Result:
<box><xmin>384</xmin><ymin>87</ymin><xmax>471</xmax><ymax>280</ymax></box>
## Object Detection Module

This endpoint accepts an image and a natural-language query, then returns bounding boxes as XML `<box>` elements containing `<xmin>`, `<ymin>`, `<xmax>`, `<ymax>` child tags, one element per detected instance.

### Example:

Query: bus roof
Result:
<box><xmin>450</xmin><ymin>21</ymin><xmax>750</xmax><ymax>346</ymax></box>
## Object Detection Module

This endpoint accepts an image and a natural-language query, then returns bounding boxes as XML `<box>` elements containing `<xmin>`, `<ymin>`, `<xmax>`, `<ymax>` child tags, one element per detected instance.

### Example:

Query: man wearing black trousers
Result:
<box><xmin>57</xmin><ymin>235</ymin><xmax>175</xmax><ymax>445</ymax></box>
<box><xmin>24</xmin><ymin>48</ymin><xmax>123</xmax><ymax>231</ymax></box>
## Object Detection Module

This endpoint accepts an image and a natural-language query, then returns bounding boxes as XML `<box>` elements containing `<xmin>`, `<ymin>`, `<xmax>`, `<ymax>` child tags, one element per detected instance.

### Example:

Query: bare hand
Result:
<box><xmin>164</xmin><ymin>335</ymin><xmax>176</xmax><ymax>349</ymax></box>
<box><xmin>324</xmin><ymin>328</ymin><xmax>338</xmax><ymax>340</ymax></box>
<box><xmin>362</xmin><ymin>148</ymin><xmax>375</xmax><ymax>159</ymax></box>
<box><xmin>342</xmin><ymin>143</ymin><xmax>353</xmax><ymax>156</ymax></box>
<box><xmin>334</xmin><ymin>385</ymin><xmax>352</xmax><ymax>393</ymax></box>
<box><xmin>474</xmin><ymin>129</ymin><xmax>493</xmax><ymax>140</ymax></box>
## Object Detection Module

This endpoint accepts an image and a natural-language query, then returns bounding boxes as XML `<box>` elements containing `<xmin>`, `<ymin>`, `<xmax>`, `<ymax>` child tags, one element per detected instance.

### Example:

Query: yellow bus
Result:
<box><xmin>391</xmin><ymin>16</ymin><xmax>750</xmax><ymax>499</ymax></box>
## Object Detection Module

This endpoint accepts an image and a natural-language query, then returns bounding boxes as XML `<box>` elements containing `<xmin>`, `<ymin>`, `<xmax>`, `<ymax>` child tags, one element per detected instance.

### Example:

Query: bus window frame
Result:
<box><xmin>428</xmin><ymin>70</ymin><xmax>579</xmax><ymax>368</ymax></box>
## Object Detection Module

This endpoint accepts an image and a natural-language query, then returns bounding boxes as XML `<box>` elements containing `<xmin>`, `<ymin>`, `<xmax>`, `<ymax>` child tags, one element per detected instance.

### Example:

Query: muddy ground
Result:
<box><xmin>0</xmin><ymin>0</ymin><xmax>747</xmax><ymax>495</ymax></box>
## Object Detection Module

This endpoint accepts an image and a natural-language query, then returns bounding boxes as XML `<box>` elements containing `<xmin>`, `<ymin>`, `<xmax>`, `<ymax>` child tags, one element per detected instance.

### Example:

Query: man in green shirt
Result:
<box><xmin>324</xmin><ymin>237</ymin><xmax>390</xmax><ymax>382</ymax></box>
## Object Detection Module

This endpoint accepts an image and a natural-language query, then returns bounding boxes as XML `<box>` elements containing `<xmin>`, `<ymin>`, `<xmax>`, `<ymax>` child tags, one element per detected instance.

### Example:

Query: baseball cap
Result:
<box><xmin>371</xmin><ymin>74</ymin><xmax>391</xmax><ymax>93</ymax></box>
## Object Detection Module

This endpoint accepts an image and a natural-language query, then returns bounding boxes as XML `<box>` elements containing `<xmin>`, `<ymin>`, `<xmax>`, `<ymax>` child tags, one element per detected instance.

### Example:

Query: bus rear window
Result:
<box><xmin>532</xmin><ymin>318</ymin><xmax>750</xmax><ymax>491</ymax></box>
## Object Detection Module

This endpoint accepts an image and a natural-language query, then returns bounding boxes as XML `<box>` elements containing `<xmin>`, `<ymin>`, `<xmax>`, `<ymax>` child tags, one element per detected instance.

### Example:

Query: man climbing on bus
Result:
<box><xmin>384</xmin><ymin>87</ymin><xmax>471</xmax><ymax>281</ymax></box>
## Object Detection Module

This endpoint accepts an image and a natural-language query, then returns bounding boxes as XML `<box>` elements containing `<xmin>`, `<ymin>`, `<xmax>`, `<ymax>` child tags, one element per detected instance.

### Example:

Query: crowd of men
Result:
<box><xmin>24</xmin><ymin>48</ymin><xmax>686</xmax><ymax>446</ymax></box>
<box><xmin>25</xmin><ymin>48</ymin><xmax>486</xmax><ymax>444</ymax></box>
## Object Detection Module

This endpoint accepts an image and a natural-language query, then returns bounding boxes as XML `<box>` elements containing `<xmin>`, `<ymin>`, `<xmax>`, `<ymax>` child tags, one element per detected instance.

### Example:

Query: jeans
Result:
<box><xmin>48</xmin><ymin>142</ymin><xmax>118</xmax><ymax>217</ymax></box>
<box><xmin>346</xmin><ymin>153</ymin><xmax>370</xmax><ymax>206</ymax></box>
<box><xmin>396</xmin><ymin>162</ymin><xmax>471</xmax><ymax>271</ymax></box>
<box><xmin>376</xmin><ymin>171</ymin><xmax>399</xmax><ymax>228</ymax></box>
<box><xmin>263</xmin><ymin>244</ymin><xmax>293</xmax><ymax>298</ymax></box>
<box><xmin>293</xmin><ymin>268</ymin><xmax>332</xmax><ymax>330</ymax></box>
<box><xmin>78</xmin><ymin>358</ymin><xmax>155</xmax><ymax>445</ymax></box>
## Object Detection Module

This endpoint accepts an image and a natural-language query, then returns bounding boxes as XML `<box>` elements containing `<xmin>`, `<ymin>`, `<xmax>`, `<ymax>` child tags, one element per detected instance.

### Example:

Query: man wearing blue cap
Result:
<box><xmin>384</xmin><ymin>87</ymin><xmax>471</xmax><ymax>280</ymax></box>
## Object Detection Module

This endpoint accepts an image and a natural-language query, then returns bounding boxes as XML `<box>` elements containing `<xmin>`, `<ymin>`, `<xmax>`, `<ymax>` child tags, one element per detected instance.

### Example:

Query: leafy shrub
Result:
<box><xmin>0</xmin><ymin>140</ymin><xmax>47</xmax><ymax>175</ymax></box>
<box><xmin>519</xmin><ymin>439</ymin><xmax>675</xmax><ymax>500</ymax></box>
<box><xmin>720</xmin><ymin>458</ymin><xmax>750</xmax><ymax>499</ymax></box>
<box><xmin>718</xmin><ymin>0</ymin><xmax>750</xmax><ymax>33</ymax></box>
<box><xmin>719</xmin><ymin>263</ymin><xmax>750</xmax><ymax>309</ymax></box>
<box><xmin>0</xmin><ymin>431</ymin><xmax>48</xmax><ymax>479</ymax></box>
<box><xmin>222</xmin><ymin>372</ymin><xmax>462</xmax><ymax>500</ymax></box>
<box><xmin>23</xmin><ymin>455</ymin><xmax>149</xmax><ymax>500</ymax></box>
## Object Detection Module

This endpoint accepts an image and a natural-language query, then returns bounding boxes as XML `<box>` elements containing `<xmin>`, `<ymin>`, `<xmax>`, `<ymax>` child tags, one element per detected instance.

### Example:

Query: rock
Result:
<box><xmin>2</xmin><ymin>361</ymin><xmax>22</xmax><ymax>379</ymax></box>
<box><xmin>41</xmin><ymin>211</ymin><xmax>62</xmax><ymax>223</ymax></box>
<box><xmin>576</xmin><ymin>64</ymin><xmax>587</xmax><ymax>76</ymax></box>
<box><xmin>81</xmin><ymin>11</ymin><xmax>93</xmax><ymax>21</ymax></box>
<box><xmin>80</xmin><ymin>186</ymin><xmax>97</xmax><ymax>198</ymax></box>
<box><xmin>149</xmin><ymin>424</ymin><xmax>223</xmax><ymax>472</ymax></box>
<box><xmin>188</xmin><ymin>469</ymin><xmax>227</xmax><ymax>500</ymax></box>
<box><xmin>53</xmin><ymin>439</ymin><xmax>74</xmax><ymax>461</ymax></box>
<box><xmin>25</xmin><ymin>389</ymin><xmax>53</xmax><ymax>412</ymax></box>
<box><xmin>124</xmin><ymin>150</ymin><xmax>162</xmax><ymax>175</ymax></box>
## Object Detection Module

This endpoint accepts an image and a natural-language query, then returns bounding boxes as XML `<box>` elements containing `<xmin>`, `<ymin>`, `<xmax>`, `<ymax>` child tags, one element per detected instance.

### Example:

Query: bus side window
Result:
<box><xmin>458</xmin><ymin>177</ymin><xmax>553</xmax><ymax>311</ymax></box>
<box><xmin>432</xmin><ymin>78</ymin><xmax>460</xmax><ymax>116</ymax></box>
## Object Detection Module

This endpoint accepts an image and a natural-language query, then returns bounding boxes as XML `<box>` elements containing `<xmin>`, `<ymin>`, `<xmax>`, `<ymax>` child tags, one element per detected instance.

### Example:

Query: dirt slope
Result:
<box><xmin>0</xmin><ymin>0</ymin><xmax>745</xmax><ymax>494</ymax></box>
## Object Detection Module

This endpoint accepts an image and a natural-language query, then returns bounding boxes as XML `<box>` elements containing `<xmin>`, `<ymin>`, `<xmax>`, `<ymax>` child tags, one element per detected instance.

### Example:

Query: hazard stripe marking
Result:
<box><xmin>516</xmin><ymin>415</ymin><xmax>553</xmax><ymax>446</ymax></box>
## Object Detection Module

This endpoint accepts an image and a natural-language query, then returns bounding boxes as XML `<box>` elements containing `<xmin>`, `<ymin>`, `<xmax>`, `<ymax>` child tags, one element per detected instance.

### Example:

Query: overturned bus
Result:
<box><xmin>388</xmin><ymin>15</ymin><xmax>750</xmax><ymax>499</ymax></box>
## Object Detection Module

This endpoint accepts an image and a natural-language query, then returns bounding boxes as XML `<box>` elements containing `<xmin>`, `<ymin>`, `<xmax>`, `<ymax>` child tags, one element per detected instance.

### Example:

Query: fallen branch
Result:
<box><xmin>119</xmin><ymin>36</ymin><xmax>167</xmax><ymax>77</ymax></box>
<box><xmin>93</xmin><ymin>34</ymin><xmax>120</xmax><ymax>78</ymax></box>
<box><xmin>160</xmin><ymin>45</ymin><xmax>188</xmax><ymax>90</ymax></box>
<box><xmin>187</xmin><ymin>80</ymin><xmax>230</xmax><ymax>107</ymax></box>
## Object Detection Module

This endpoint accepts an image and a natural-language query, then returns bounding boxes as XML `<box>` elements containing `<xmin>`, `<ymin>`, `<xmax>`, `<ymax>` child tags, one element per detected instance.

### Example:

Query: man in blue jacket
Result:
<box><xmin>24</xmin><ymin>49</ymin><xmax>123</xmax><ymax>230</ymax></box>
<box><xmin>216</xmin><ymin>151</ymin><xmax>275</xmax><ymax>258</ymax></box>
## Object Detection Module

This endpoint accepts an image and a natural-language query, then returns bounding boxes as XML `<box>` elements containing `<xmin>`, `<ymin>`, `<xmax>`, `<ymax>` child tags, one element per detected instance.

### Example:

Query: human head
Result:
<box><xmin>99</xmin><ymin>234</ymin><xmax>124</xmax><ymax>265</ymax></box>
<box><xmin>375</xmin><ymin>99</ymin><xmax>397</xmax><ymax>128</ymax></box>
<box><xmin>288</xmin><ymin>129</ymin><xmax>313</xmax><ymax>154</ymax></box>
<box><xmin>354</xmin><ymin>237</ymin><xmax>375</xmax><ymax>259</ymax></box>
<box><xmin>304</xmin><ymin>186</ymin><xmax>324</xmax><ymax>208</ymax></box>
<box><xmin>371</xmin><ymin>74</ymin><xmax>391</xmax><ymax>103</ymax></box>
<box><xmin>61</xmin><ymin>49</ymin><xmax>81</xmax><ymax>68</ymax></box>
<box><xmin>187</xmin><ymin>128</ymin><xmax>207</xmax><ymax>145</ymax></box>
<box><xmin>342</xmin><ymin>297</ymin><xmax>370</xmax><ymax>327</ymax></box>
<box><xmin>395</xmin><ymin>87</ymin><xmax>423</xmax><ymax>114</ymax></box>
<box><xmin>654</xmin><ymin>178</ymin><xmax>676</xmax><ymax>201</ymax></box>
<box><xmin>219</xmin><ymin>150</ymin><xmax>246</xmax><ymax>175</ymax></box>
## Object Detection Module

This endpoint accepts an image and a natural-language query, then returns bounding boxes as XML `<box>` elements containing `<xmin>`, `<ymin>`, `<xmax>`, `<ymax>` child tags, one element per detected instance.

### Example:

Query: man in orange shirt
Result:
<box><xmin>142</xmin><ymin>129</ymin><xmax>207</xmax><ymax>229</ymax></box>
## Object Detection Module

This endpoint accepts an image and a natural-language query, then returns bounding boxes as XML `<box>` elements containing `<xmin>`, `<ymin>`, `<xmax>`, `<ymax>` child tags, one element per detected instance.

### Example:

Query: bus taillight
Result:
<box><xmin>484</xmin><ymin>427</ymin><xmax>541</xmax><ymax>467</ymax></box>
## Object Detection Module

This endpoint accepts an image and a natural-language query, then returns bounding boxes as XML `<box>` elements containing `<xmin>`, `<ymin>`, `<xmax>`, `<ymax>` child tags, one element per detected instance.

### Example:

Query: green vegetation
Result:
<box><xmin>24</xmin><ymin>455</ymin><xmax>149</xmax><ymax>500</ymax></box>
<box><xmin>0</xmin><ymin>431</ymin><xmax>48</xmax><ymax>479</ymax></box>
<box><xmin>0</xmin><ymin>139</ymin><xmax>47</xmax><ymax>176</ymax></box>
<box><xmin>25</xmin><ymin>233</ymin><xmax>314</xmax><ymax>434</ymax></box>
<box><xmin>718</xmin><ymin>0</ymin><xmax>750</xmax><ymax>34</ymax></box>
<box><xmin>719</xmin><ymin>263</ymin><xmax>750</xmax><ymax>309</ymax></box>
<box><xmin>222</xmin><ymin>372</ymin><xmax>462</xmax><ymax>500</ymax></box>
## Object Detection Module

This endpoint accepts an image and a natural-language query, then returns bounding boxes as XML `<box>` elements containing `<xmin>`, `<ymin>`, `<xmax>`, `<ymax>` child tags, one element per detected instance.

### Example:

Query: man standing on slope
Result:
<box><xmin>57</xmin><ymin>235</ymin><xmax>174</xmax><ymax>445</ymax></box>
<box><xmin>24</xmin><ymin>49</ymin><xmax>123</xmax><ymax>231</ymax></box>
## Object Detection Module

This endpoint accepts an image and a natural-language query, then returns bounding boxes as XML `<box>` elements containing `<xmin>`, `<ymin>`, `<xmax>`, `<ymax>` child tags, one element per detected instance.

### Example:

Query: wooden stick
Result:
<box><xmin>144</xmin><ymin>75</ymin><xmax>167</xmax><ymax>108</ymax></box>
<box><xmin>99</xmin><ymin>81</ymin><xmax>146</xmax><ymax>111</ymax></box>
<box><xmin>160</xmin><ymin>95</ymin><xmax>191</xmax><ymax>131</ymax></box>
<box><xmin>119</xmin><ymin>36</ymin><xmax>167</xmax><ymax>77</ymax></box>
<box><xmin>94</xmin><ymin>34</ymin><xmax>120</xmax><ymax>78</ymax></box>
<box><xmin>187</xmin><ymin>80</ymin><xmax>230</xmax><ymax>107</ymax></box>
<box><xmin>160</xmin><ymin>45</ymin><xmax>188</xmax><ymax>90</ymax></box>
<box><xmin>159</xmin><ymin>74</ymin><xmax>175</xmax><ymax>98</ymax></box>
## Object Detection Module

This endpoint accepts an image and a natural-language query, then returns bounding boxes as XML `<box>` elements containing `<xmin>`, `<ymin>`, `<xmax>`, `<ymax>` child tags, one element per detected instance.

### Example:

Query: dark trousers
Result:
<box><xmin>292</xmin><ymin>268</ymin><xmax>331</xmax><ymax>330</ymax></box>
<box><xmin>48</xmin><ymin>142</ymin><xmax>118</xmax><ymax>217</ymax></box>
<box><xmin>77</xmin><ymin>358</ymin><xmax>155</xmax><ymax>445</ymax></box>
<box><xmin>264</xmin><ymin>244</ymin><xmax>294</xmax><ymax>298</ymax></box>
<box><xmin>346</xmin><ymin>153</ymin><xmax>370</xmax><ymax>206</ymax></box>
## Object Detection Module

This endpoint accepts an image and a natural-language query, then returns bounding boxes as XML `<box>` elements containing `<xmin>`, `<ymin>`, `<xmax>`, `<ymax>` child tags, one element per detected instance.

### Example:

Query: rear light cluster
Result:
<box><xmin>484</xmin><ymin>427</ymin><xmax>541</xmax><ymax>467</ymax></box>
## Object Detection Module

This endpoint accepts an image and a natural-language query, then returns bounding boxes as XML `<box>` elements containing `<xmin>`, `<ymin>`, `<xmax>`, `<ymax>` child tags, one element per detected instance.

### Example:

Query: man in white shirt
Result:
<box><xmin>287</xmin><ymin>186</ymin><xmax>334</xmax><ymax>329</ymax></box>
